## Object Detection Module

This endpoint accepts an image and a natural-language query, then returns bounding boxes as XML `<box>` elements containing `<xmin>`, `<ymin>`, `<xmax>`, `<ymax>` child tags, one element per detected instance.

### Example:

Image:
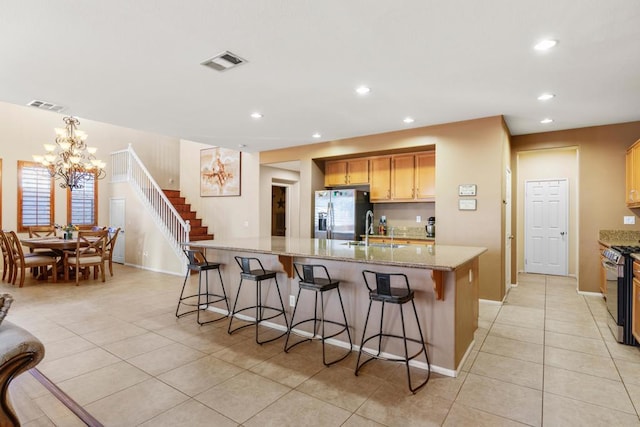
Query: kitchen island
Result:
<box><xmin>187</xmin><ymin>237</ymin><xmax>486</xmax><ymax>376</ymax></box>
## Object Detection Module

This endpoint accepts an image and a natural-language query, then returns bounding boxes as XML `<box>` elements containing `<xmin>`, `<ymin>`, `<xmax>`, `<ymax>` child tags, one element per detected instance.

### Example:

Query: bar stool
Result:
<box><xmin>227</xmin><ymin>256</ymin><xmax>289</xmax><ymax>344</ymax></box>
<box><xmin>355</xmin><ymin>270</ymin><xmax>430</xmax><ymax>393</ymax></box>
<box><xmin>284</xmin><ymin>263</ymin><xmax>352</xmax><ymax>366</ymax></box>
<box><xmin>176</xmin><ymin>247</ymin><xmax>229</xmax><ymax>325</ymax></box>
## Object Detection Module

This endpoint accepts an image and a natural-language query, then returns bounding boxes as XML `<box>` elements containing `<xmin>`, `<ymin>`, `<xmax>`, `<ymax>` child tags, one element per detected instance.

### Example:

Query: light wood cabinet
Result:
<box><xmin>415</xmin><ymin>152</ymin><xmax>436</xmax><ymax>200</ymax></box>
<box><xmin>367</xmin><ymin>235</ymin><xmax>435</xmax><ymax>245</ymax></box>
<box><xmin>633</xmin><ymin>260</ymin><xmax>640</xmax><ymax>341</ymax></box>
<box><xmin>370</xmin><ymin>152</ymin><xmax>436</xmax><ymax>202</ymax></box>
<box><xmin>369</xmin><ymin>156</ymin><xmax>392</xmax><ymax>201</ymax></box>
<box><xmin>625</xmin><ymin>139</ymin><xmax>640</xmax><ymax>207</ymax></box>
<box><xmin>324</xmin><ymin>159</ymin><xmax>369</xmax><ymax>187</ymax></box>
<box><xmin>391</xmin><ymin>154</ymin><xmax>416</xmax><ymax>200</ymax></box>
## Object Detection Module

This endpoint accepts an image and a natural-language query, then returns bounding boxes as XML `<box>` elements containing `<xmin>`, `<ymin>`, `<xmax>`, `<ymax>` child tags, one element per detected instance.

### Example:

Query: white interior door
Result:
<box><xmin>505</xmin><ymin>168</ymin><xmax>512</xmax><ymax>292</ymax></box>
<box><xmin>524</xmin><ymin>179</ymin><xmax>568</xmax><ymax>275</ymax></box>
<box><xmin>109</xmin><ymin>198</ymin><xmax>125</xmax><ymax>264</ymax></box>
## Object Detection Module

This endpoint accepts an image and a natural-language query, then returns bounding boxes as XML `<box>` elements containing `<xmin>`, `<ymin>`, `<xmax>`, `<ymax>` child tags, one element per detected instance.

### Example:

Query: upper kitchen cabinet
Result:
<box><xmin>370</xmin><ymin>151</ymin><xmax>436</xmax><ymax>202</ymax></box>
<box><xmin>324</xmin><ymin>158</ymin><xmax>369</xmax><ymax>187</ymax></box>
<box><xmin>627</xmin><ymin>140</ymin><xmax>640</xmax><ymax>207</ymax></box>
<box><xmin>415</xmin><ymin>152</ymin><xmax>436</xmax><ymax>200</ymax></box>
<box><xmin>370</xmin><ymin>156</ymin><xmax>392</xmax><ymax>200</ymax></box>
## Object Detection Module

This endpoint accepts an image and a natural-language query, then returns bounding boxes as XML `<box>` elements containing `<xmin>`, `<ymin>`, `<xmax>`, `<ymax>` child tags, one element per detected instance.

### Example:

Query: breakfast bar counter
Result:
<box><xmin>187</xmin><ymin>237</ymin><xmax>486</xmax><ymax>376</ymax></box>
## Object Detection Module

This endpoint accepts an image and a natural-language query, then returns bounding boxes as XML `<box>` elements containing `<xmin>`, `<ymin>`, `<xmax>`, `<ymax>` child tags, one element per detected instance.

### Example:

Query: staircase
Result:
<box><xmin>163</xmin><ymin>190</ymin><xmax>213</xmax><ymax>241</ymax></box>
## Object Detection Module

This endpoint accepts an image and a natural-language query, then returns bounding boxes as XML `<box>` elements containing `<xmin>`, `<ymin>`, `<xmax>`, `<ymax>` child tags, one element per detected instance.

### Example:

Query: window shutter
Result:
<box><xmin>20</xmin><ymin>164</ymin><xmax>53</xmax><ymax>227</ymax></box>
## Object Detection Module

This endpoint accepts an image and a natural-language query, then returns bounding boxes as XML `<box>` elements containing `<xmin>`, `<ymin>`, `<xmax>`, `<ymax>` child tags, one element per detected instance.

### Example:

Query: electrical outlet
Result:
<box><xmin>416</xmin><ymin>215</ymin><xmax>421</xmax><ymax>223</ymax></box>
<box><xmin>624</xmin><ymin>216</ymin><xmax>636</xmax><ymax>225</ymax></box>
<box><xmin>289</xmin><ymin>295</ymin><xmax>296</xmax><ymax>307</ymax></box>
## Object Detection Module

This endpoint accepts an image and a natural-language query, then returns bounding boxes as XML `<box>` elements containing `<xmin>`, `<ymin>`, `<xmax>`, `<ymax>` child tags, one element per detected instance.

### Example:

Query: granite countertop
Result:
<box><xmin>186</xmin><ymin>237</ymin><xmax>486</xmax><ymax>271</ymax></box>
<box><xmin>598</xmin><ymin>229</ymin><xmax>640</xmax><ymax>248</ymax></box>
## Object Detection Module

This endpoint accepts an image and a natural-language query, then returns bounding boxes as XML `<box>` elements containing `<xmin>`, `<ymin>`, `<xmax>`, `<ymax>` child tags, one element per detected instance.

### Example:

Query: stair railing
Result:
<box><xmin>110</xmin><ymin>144</ymin><xmax>190</xmax><ymax>259</ymax></box>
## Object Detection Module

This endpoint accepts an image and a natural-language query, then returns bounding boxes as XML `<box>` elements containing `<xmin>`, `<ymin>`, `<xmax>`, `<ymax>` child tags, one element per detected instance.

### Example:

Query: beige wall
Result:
<box><xmin>512</xmin><ymin>121</ymin><xmax>640</xmax><ymax>293</ymax></box>
<box><xmin>179</xmin><ymin>140</ymin><xmax>262</xmax><ymax>241</ymax></box>
<box><xmin>516</xmin><ymin>148</ymin><xmax>578</xmax><ymax>276</ymax></box>
<box><xmin>261</xmin><ymin>116</ymin><xmax>509</xmax><ymax>301</ymax></box>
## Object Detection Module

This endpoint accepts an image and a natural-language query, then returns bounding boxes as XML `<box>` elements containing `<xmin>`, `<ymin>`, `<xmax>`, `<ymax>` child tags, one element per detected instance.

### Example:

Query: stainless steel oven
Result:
<box><xmin>603</xmin><ymin>246</ymin><xmax>639</xmax><ymax>345</ymax></box>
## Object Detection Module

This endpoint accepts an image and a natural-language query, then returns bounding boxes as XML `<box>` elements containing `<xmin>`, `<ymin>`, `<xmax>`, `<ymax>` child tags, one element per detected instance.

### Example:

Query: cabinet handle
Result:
<box><xmin>344</xmin><ymin>175</ymin><xmax>348</xmax><ymax>184</ymax></box>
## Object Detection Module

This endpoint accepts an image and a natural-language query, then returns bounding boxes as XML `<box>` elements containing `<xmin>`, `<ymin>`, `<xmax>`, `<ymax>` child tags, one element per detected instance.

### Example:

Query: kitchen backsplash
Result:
<box><xmin>374</xmin><ymin>202</ymin><xmax>435</xmax><ymax>229</ymax></box>
<box><xmin>599</xmin><ymin>229</ymin><xmax>640</xmax><ymax>243</ymax></box>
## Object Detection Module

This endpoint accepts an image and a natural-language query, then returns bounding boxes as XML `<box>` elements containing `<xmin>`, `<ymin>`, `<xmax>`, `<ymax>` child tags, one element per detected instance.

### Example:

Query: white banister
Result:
<box><xmin>110</xmin><ymin>145</ymin><xmax>190</xmax><ymax>259</ymax></box>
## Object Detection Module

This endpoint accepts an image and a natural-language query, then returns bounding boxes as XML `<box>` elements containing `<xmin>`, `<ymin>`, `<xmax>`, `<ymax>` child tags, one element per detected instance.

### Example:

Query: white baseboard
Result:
<box><xmin>209</xmin><ymin>307</ymin><xmax>458</xmax><ymax>377</ymax></box>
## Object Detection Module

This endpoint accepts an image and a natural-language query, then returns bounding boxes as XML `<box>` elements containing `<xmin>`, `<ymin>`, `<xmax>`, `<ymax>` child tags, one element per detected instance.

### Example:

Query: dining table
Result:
<box><xmin>20</xmin><ymin>236</ymin><xmax>92</xmax><ymax>281</ymax></box>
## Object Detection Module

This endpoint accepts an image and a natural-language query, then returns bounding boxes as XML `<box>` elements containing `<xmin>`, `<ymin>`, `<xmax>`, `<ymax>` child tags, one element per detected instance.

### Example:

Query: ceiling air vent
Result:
<box><xmin>201</xmin><ymin>51</ymin><xmax>247</xmax><ymax>72</ymax></box>
<box><xmin>27</xmin><ymin>100</ymin><xmax>65</xmax><ymax>112</ymax></box>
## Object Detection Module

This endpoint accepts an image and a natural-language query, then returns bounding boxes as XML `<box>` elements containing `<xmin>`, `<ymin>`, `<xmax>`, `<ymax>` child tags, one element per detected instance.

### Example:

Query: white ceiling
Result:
<box><xmin>1</xmin><ymin>1</ymin><xmax>639</xmax><ymax>153</ymax></box>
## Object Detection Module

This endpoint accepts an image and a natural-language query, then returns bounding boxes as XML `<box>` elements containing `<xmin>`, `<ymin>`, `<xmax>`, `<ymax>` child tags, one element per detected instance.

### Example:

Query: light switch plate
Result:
<box><xmin>416</xmin><ymin>215</ymin><xmax>421</xmax><ymax>223</ymax></box>
<box><xmin>624</xmin><ymin>216</ymin><xmax>636</xmax><ymax>225</ymax></box>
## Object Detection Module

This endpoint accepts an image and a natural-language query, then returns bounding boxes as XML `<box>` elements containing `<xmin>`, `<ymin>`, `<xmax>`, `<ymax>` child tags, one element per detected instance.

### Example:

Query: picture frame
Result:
<box><xmin>200</xmin><ymin>147</ymin><xmax>242</xmax><ymax>197</ymax></box>
<box><xmin>458</xmin><ymin>184</ymin><xmax>477</xmax><ymax>196</ymax></box>
<box><xmin>458</xmin><ymin>199</ymin><xmax>477</xmax><ymax>211</ymax></box>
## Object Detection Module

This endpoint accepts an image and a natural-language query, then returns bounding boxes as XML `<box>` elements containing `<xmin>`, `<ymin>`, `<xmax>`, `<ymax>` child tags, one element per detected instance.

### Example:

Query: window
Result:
<box><xmin>67</xmin><ymin>173</ymin><xmax>98</xmax><ymax>227</ymax></box>
<box><xmin>17</xmin><ymin>161</ymin><xmax>54</xmax><ymax>232</ymax></box>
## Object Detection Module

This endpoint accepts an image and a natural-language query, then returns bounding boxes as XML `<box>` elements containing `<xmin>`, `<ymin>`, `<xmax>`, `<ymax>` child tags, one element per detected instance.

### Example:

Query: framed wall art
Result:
<box><xmin>200</xmin><ymin>147</ymin><xmax>242</xmax><ymax>197</ymax></box>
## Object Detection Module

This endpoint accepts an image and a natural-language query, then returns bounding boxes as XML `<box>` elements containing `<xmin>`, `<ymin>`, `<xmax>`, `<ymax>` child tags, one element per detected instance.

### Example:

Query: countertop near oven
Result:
<box><xmin>598</xmin><ymin>229</ymin><xmax>640</xmax><ymax>248</ymax></box>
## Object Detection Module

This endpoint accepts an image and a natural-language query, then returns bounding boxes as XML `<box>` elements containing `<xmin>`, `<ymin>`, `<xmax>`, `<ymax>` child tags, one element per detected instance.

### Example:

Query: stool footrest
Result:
<box><xmin>358</xmin><ymin>333</ymin><xmax>427</xmax><ymax>363</ymax></box>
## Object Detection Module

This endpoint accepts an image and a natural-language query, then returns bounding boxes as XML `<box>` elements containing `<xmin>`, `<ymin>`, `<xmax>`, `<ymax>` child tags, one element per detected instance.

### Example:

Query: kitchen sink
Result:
<box><xmin>341</xmin><ymin>241</ymin><xmax>406</xmax><ymax>249</ymax></box>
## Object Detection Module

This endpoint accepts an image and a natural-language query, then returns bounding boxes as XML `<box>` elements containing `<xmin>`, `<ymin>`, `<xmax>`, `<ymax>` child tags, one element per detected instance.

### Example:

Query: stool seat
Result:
<box><xmin>228</xmin><ymin>256</ymin><xmax>289</xmax><ymax>344</ymax></box>
<box><xmin>176</xmin><ymin>247</ymin><xmax>229</xmax><ymax>325</ymax></box>
<box><xmin>355</xmin><ymin>270</ymin><xmax>430</xmax><ymax>394</ymax></box>
<box><xmin>285</xmin><ymin>263</ymin><xmax>352</xmax><ymax>366</ymax></box>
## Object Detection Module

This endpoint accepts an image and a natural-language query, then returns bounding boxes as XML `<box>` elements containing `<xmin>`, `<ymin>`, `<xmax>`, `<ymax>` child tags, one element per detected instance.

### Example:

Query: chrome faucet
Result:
<box><xmin>365</xmin><ymin>210</ymin><xmax>374</xmax><ymax>247</ymax></box>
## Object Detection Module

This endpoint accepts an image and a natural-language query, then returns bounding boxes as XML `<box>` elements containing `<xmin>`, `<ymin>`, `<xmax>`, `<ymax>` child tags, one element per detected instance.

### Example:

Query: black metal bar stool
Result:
<box><xmin>227</xmin><ymin>256</ymin><xmax>289</xmax><ymax>344</ymax></box>
<box><xmin>176</xmin><ymin>247</ymin><xmax>229</xmax><ymax>325</ymax></box>
<box><xmin>355</xmin><ymin>270</ymin><xmax>430</xmax><ymax>393</ymax></box>
<box><xmin>284</xmin><ymin>263</ymin><xmax>352</xmax><ymax>366</ymax></box>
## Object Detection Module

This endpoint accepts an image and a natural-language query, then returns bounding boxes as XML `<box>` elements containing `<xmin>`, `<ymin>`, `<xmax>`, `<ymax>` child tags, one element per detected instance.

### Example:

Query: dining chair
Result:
<box><xmin>0</xmin><ymin>231</ymin><xmax>14</xmax><ymax>283</ymax></box>
<box><xmin>104</xmin><ymin>227</ymin><xmax>121</xmax><ymax>276</ymax></box>
<box><xmin>3</xmin><ymin>231</ymin><xmax>58</xmax><ymax>287</ymax></box>
<box><xmin>63</xmin><ymin>230</ymin><xmax>108</xmax><ymax>285</ymax></box>
<box><xmin>27</xmin><ymin>225</ymin><xmax>59</xmax><ymax>276</ymax></box>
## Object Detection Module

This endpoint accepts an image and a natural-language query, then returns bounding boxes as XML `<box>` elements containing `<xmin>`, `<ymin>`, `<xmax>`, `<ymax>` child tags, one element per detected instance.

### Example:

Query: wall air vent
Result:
<box><xmin>201</xmin><ymin>51</ymin><xmax>247</xmax><ymax>72</ymax></box>
<box><xmin>27</xmin><ymin>100</ymin><xmax>65</xmax><ymax>112</ymax></box>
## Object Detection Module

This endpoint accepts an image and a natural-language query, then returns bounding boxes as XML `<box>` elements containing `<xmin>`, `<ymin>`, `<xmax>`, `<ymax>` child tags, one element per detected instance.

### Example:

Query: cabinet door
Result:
<box><xmin>627</xmin><ymin>149</ymin><xmax>636</xmax><ymax>205</ymax></box>
<box><xmin>324</xmin><ymin>161</ymin><xmax>347</xmax><ymax>186</ymax></box>
<box><xmin>347</xmin><ymin>159</ymin><xmax>369</xmax><ymax>185</ymax></box>
<box><xmin>634</xmin><ymin>277</ymin><xmax>640</xmax><ymax>342</ymax></box>
<box><xmin>370</xmin><ymin>156</ymin><xmax>391</xmax><ymax>201</ymax></box>
<box><xmin>415</xmin><ymin>152</ymin><xmax>435</xmax><ymax>200</ymax></box>
<box><xmin>392</xmin><ymin>154</ymin><xmax>415</xmax><ymax>200</ymax></box>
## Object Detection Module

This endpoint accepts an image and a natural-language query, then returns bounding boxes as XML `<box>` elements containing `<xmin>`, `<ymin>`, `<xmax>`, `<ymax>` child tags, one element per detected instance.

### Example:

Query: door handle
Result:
<box><xmin>560</xmin><ymin>232</ymin><xmax>566</xmax><ymax>236</ymax></box>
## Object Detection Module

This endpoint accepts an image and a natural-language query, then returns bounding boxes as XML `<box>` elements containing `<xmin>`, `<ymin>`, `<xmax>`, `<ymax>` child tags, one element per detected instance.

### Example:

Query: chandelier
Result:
<box><xmin>32</xmin><ymin>116</ymin><xmax>106</xmax><ymax>190</ymax></box>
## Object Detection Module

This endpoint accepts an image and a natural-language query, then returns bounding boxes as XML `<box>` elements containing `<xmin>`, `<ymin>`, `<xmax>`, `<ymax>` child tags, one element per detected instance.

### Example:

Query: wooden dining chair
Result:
<box><xmin>104</xmin><ymin>227</ymin><xmax>121</xmax><ymax>276</ymax></box>
<box><xmin>3</xmin><ymin>231</ymin><xmax>57</xmax><ymax>287</ymax></box>
<box><xmin>63</xmin><ymin>230</ymin><xmax>108</xmax><ymax>285</ymax></box>
<box><xmin>0</xmin><ymin>231</ymin><xmax>14</xmax><ymax>283</ymax></box>
<box><xmin>28</xmin><ymin>225</ymin><xmax>57</xmax><ymax>238</ymax></box>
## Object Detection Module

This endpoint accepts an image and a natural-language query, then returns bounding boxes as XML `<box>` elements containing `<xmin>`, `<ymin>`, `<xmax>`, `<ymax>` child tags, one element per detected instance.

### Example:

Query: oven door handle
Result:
<box><xmin>602</xmin><ymin>259</ymin><xmax>618</xmax><ymax>270</ymax></box>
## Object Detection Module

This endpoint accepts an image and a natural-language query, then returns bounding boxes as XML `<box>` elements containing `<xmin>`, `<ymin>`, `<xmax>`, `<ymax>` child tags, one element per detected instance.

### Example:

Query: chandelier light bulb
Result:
<box><xmin>43</xmin><ymin>144</ymin><xmax>56</xmax><ymax>152</ymax></box>
<box><xmin>87</xmin><ymin>146</ymin><xmax>98</xmax><ymax>154</ymax></box>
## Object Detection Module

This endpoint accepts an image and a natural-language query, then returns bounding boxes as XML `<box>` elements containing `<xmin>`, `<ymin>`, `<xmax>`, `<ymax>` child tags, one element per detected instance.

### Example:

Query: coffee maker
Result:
<box><xmin>426</xmin><ymin>217</ymin><xmax>436</xmax><ymax>238</ymax></box>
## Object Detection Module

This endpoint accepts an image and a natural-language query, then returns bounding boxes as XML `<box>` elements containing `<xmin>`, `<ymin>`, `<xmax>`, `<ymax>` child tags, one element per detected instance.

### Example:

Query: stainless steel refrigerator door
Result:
<box><xmin>314</xmin><ymin>190</ymin><xmax>331</xmax><ymax>239</ymax></box>
<box><xmin>329</xmin><ymin>189</ymin><xmax>356</xmax><ymax>240</ymax></box>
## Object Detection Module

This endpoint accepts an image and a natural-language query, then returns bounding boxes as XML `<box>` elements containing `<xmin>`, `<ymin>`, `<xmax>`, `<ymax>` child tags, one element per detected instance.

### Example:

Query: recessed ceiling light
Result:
<box><xmin>534</xmin><ymin>39</ymin><xmax>557</xmax><ymax>51</ymax></box>
<box><xmin>355</xmin><ymin>86</ymin><xmax>371</xmax><ymax>95</ymax></box>
<box><xmin>537</xmin><ymin>93</ymin><xmax>555</xmax><ymax>101</ymax></box>
<box><xmin>312</xmin><ymin>133</ymin><xmax>322</xmax><ymax>139</ymax></box>
<box><xmin>540</xmin><ymin>118</ymin><xmax>554</xmax><ymax>124</ymax></box>
<box><xmin>403</xmin><ymin>117</ymin><xmax>415</xmax><ymax>124</ymax></box>
<box><xmin>250</xmin><ymin>112</ymin><xmax>263</xmax><ymax>119</ymax></box>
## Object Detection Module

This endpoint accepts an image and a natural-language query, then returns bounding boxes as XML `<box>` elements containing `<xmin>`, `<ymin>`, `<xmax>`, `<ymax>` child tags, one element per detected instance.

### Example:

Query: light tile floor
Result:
<box><xmin>4</xmin><ymin>268</ymin><xmax>640</xmax><ymax>426</ymax></box>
